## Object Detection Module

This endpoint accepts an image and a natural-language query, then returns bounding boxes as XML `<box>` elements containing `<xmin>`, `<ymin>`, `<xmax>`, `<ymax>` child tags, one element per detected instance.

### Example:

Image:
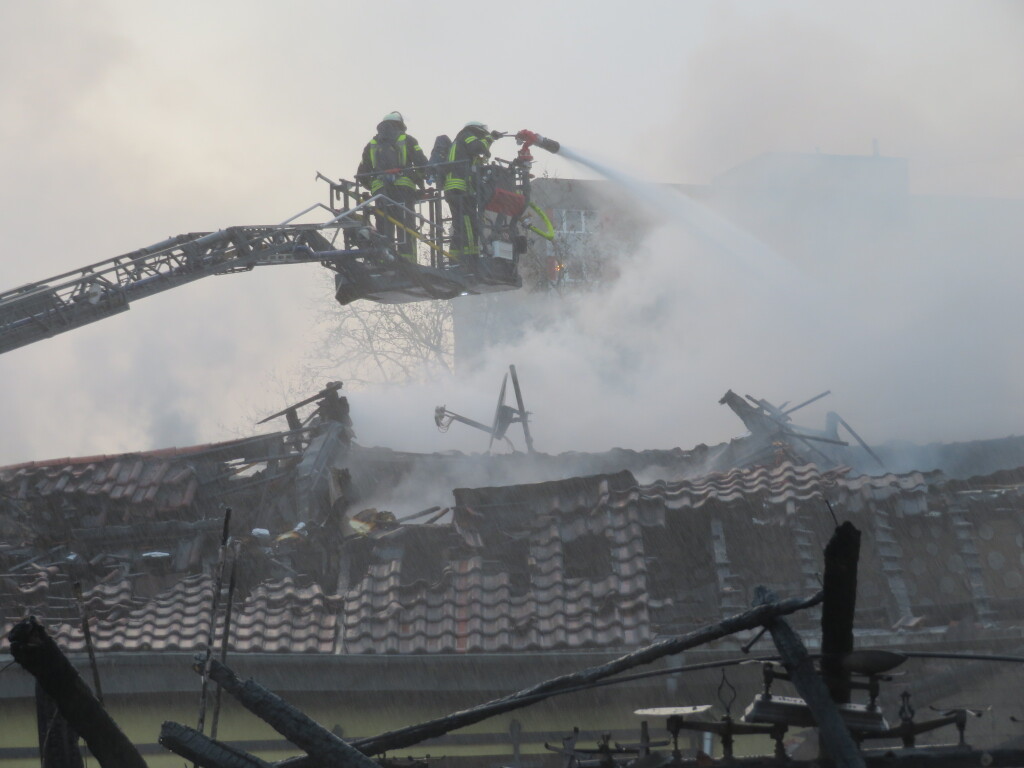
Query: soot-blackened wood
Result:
<box><xmin>36</xmin><ymin>681</ymin><xmax>85</xmax><ymax>768</ymax></box>
<box><xmin>277</xmin><ymin>589</ymin><xmax>823</xmax><ymax>768</ymax></box>
<box><xmin>204</xmin><ymin>659</ymin><xmax>379</xmax><ymax>768</ymax></box>
<box><xmin>211</xmin><ymin>542</ymin><xmax>240</xmax><ymax>740</ymax></box>
<box><xmin>821</xmin><ymin>521</ymin><xmax>861</xmax><ymax>704</ymax></box>
<box><xmin>159</xmin><ymin>722</ymin><xmax>272</xmax><ymax>768</ymax></box>
<box><xmin>755</xmin><ymin>587</ymin><xmax>864</xmax><ymax>768</ymax></box>
<box><xmin>7</xmin><ymin>616</ymin><xmax>148</xmax><ymax>768</ymax></box>
<box><xmin>198</xmin><ymin>507</ymin><xmax>233</xmax><ymax>738</ymax></box>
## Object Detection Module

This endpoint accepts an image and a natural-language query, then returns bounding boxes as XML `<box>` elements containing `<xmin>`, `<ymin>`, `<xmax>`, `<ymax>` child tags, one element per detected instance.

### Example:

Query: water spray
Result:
<box><xmin>554</xmin><ymin>145</ymin><xmax>813</xmax><ymax>292</ymax></box>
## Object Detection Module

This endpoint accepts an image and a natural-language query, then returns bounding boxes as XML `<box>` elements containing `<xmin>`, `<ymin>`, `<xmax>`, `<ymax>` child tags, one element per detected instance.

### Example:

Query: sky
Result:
<box><xmin>1</xmin><ymin>0</ymin><xmax>1022</xmax><ymax>466</ymax></box>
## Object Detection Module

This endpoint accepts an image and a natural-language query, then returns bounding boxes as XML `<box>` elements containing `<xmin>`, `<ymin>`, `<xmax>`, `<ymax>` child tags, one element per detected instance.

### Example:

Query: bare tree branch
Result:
<box><xmin>307</xmin><ymin>280</ymin><xmax>453</xmax><ymax>387</ymax></box>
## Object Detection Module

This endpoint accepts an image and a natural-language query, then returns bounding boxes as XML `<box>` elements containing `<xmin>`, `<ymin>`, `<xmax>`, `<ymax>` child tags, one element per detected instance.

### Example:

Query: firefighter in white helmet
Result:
<box><xmin>357</xmin><ymin>112</ymin><xmax>428</xmax><ymax>262</ymax></box>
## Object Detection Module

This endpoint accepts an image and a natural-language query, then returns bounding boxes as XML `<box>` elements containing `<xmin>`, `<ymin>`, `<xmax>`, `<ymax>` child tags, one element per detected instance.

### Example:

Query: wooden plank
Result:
<box><xmin>821</xmin><ymin>521</ymin><xmax>861</xmax><ymax>704</ymax></box>
<box><xmin>277</xmin><ymin>589</ymin><xmax>823</xmax><ymax>768</ymax></box>
<box><xmin>755</xmin><ymin>586</ymin><xmax>865</xmax><ymax>768</ymax></box>
<box><xmin>159</xmin><ymin>722</ymin><xmax>272</xmax><ymax>768</ymax></box>
<box><xmin>7</xmin><ymin>616</ymin><xmax>148</xmax><ymax>768</ymax></box>
<box><xmin>204</xmin><ymin>659</ymin><xmax>379</xmax><ymax>768</ymax></box>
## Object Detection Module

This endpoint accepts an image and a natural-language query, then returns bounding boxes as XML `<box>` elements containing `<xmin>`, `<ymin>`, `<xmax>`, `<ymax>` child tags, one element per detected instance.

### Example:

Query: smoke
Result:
<box><xmin>350</xmin><ymin>4</ymin><xmax>1024</xmax><ymax>460</ymax></box>
<box><xmin>557</xmin><ymin>146</ymin><xmax>812</xmax><ymax>293</ymax></box>
<box><xmin>1</xmin><ymin>2</ymin><xmax>1021</xmax><ymax>468</ymax></box>
<box><xmin>348</xmin><ymin>142</ymin><xmax>1023</xmax><ymax>461</ymax></box>
<box><xmin>663</xmin><ymin>3</ymin><xmax>1024</xmax><ymax>198</ymax></box>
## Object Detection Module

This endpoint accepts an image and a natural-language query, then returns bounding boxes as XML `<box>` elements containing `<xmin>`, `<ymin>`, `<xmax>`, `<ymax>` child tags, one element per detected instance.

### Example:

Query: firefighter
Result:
<box><xmin>443</xmin><ymin>121</ymin><xmax>498</xmax><ymax>267</ymax></box>
<box><xmin>357</xmin><ymin>112</ymin><xmax>427</xmax><ymax>261</ymax></box>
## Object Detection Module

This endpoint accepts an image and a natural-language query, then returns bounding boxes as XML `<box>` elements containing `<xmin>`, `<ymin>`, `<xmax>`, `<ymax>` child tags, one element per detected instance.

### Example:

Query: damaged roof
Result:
<box><xmin>5</xmin><ymin>440</ymin><xmax>1024</xmax><ymax>657</ymax></box>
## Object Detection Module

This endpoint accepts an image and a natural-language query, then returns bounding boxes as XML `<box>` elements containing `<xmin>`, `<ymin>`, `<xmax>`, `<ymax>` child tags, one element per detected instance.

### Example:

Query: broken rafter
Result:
<box><xmin>277</xmin><ymin>589</ymin><xmax>823</xmax><ymax>768</ymax></box>
<box><xmin>821</xmin><ymin>521</ymin><xmax>860</xmax><ymax>703</ymax></box>
<box><xmin>72</xmin><ymin>580</ymin><xmax>105</xmax><ymax>708</ymax></box>
<box><xmin>159</xmin><ymin>722</ymin><xmax>272</xmax><ymax>768</ymax></box>
<box><xmin>7</xmin><ymin>616</ymin><xmax>148</xmax><ymax>768</ymax></box>
<box><xmin>756</xmin><ymin>584</ymin><xmax>865</xmax><ymax>768</ymax></box>
<box><xmin>211</xmin><ymin>541</ymin><xmax>240</xmax><ymax>740</ymax></box>
<box><xmin>197</xmin><ymin>507</ymin><xmax>232</xmax><ymax>738</ymax></box>
<box><xmin>197</xmin><ymin>659</ymin><xmax>379</xmax><ymax>768</ymax></box>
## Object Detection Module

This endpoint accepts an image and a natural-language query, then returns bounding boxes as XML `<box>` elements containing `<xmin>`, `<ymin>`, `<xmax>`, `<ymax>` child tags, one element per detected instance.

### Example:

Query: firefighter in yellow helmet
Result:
<box><xmin>357</xmin><ymin>112</ymin><xmax>428</xmax><ymax>262</ymax></box>
<box><xmin>443</xmin><ymin>121</ymin><xmax>497</xmax><ymax>268</ymax></box>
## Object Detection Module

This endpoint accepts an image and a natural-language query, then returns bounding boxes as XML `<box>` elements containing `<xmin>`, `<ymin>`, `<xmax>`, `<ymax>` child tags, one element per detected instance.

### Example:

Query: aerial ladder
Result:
<box><xmin>0</xmin><ymin>130</ymin><xmax>560</xmax><ymax>356</ymax></box>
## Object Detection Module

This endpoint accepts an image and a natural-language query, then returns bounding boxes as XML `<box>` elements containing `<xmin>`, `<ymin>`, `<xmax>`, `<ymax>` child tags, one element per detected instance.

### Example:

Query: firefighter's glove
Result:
<box><xmin>490</xmin><ymin>130</ymin><xmax>503</xmax><ymax>140</ymax></box>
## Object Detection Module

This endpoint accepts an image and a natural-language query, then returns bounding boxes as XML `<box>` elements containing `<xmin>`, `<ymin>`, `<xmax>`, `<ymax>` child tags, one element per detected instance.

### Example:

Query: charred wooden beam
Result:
<box><xmin>211</xmin><ymin>541</ymin><xmax>240</xmax><ymax>740</ymax></box>
<box><xmin>7</xmin><ymin>616</ymin><xmax>148</xmax><ymax>768</ymax></box>
<box><xmin>73</xmin><ymin>580</ymin><xmax>104</xmax><ymax>708</ymax></box>
<box><xmin>36</xmin><ymin>681</ymin><xmax>85</xmax><ymax>768</ymax></box>
<box><xmin>203</xmin><ymin>659</ymin><xmax>379</xmax><ymax>768</ymax></box>
<box><xmin>821</xmin><ymin>521</ymin><xmax>861</xmax><ymax>704</ymax></box>
<box><xmin>159</xmin><ymin>722</ymin><xmax>272</xmax><ymax>768</ymax></box>
<box><xmin>755</xmin><ymin>587</ymin><xmax>865</xmax><ymax>768</ymax></box>
<box><xmin>197</xmin><ymin>507</ymin><xmax>233</xmax><ymax>738</ymax></box>
<box><xmin>278</xmin><ymin>589</ymin><xmax>823</xmax><ymax>768</ymax></box>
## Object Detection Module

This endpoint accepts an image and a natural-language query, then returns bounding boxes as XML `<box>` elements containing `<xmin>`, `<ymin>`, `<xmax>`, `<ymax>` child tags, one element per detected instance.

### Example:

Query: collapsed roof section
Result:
<box><xmin>5</xmin><ymin>382</ymin><xmax>1024</xmax><ymax>656</ymax></box>
<box><xmin>4</xmin><ymin>423</ymin><xmax>1024</xmax><ymax>657</ymax></box>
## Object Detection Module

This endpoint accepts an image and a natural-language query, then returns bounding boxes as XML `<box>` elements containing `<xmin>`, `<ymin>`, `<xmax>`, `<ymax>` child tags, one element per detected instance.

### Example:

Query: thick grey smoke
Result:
<box><xmin>1</xmin><ymin>1</ymin><xmax>1020</xmax><ymax>466</ymax></box>
<box><xmin>352</xmin><ymin>2</ymin><xmax>1024</xmax><ymax>457</ymax></box>
<box><xmin>350</xmin><ymin>151</ymin><xmax>1023</xmax><ymax>458</ymax></box>
<box><xmin>663</xmin><ymin>3</ymin><xmax>1024</xmax><ymax>199</ymax></box>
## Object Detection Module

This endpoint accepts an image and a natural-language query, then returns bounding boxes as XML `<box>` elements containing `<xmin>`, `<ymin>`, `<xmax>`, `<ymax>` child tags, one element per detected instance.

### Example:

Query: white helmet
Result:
<box><xmin>464</xmin><ymin>120</ymin><xmax>489</xmax><ymax>133</ymax></box>
<box><xmin>382</xmin><ymin>111</ymin><xmax>405</xmax><ymax>125</ymax></box>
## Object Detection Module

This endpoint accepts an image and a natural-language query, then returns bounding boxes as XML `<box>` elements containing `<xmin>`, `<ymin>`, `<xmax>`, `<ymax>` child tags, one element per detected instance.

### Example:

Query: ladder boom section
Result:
<box><xmin>0</xmin><ymin>221</ymin><xmax>352</xmax><ymax>355</ymax></box>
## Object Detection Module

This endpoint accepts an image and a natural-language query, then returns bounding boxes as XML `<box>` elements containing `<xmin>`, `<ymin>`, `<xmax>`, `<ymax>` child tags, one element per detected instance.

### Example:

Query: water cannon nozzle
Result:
<box><xmin>516</xmin><ymin>130</ymin><xmax>560</xmax><ymax>155</ymax></box>
<box><xmin>536</xmin><ymin>136</ymin><xmax>560</xmax><ymax>154</ymax></box>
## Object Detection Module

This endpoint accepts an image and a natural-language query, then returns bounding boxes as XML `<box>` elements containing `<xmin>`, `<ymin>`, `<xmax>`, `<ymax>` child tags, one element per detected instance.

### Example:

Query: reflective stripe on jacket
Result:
<box><xmin>444</xmin><ymin>131</ymin><xmax>493</xmax><ymax>192</ymax></box>
<box><xmin>366</xmin><ymin>134</ymin><xmax>423</xmax><ymax>192</ymax></box>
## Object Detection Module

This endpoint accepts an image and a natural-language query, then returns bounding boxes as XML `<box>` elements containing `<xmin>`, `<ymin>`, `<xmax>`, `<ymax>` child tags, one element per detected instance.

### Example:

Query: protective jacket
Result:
<box><xmin>443</xmin><ymin>127</ymin><xmax>494</xmax><ymax>193</ymax></box>
<box><xmin>358</xmin><ymin>120</ymin><xmax>427</xmax><ymax>193</ymax></box>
